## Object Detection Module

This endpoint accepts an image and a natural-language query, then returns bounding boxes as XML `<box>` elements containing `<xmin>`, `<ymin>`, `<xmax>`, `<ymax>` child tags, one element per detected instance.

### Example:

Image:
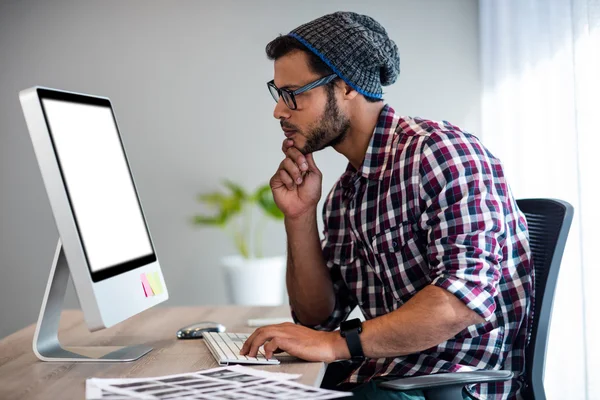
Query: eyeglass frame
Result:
<box><xmin>267</xmin><ymin>73</ymin><xmax>338</xmax><ymax>110</ymax></box>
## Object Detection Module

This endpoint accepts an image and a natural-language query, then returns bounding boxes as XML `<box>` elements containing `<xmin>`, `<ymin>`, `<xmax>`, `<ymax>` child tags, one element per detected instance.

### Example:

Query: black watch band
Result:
<box><xmin>340</xmin><ymin>318</ymin><xmax>365</xmax><ymax>360</ymax></box>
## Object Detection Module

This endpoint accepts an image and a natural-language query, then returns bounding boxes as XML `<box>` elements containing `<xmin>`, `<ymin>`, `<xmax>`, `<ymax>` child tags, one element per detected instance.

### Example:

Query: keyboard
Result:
<box><xmin>203</xmin><ymin>332</ymin><xmax>280</xmax><ymax>365</ymax></box>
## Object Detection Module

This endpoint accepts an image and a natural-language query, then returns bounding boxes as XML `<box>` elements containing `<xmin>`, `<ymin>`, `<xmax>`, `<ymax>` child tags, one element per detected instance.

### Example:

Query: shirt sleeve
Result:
<box><xmin>419</xmin><ymin>132</ymin><xmax>505</xmax><ymax>321</ymax></box>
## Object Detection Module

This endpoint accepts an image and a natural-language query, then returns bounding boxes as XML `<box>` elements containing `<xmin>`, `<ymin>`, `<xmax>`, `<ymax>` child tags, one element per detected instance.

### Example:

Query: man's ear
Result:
<box><xmin>341</xmin><ymin>81</ymin><xmax>359</xmax><ymax>100</ymax></box>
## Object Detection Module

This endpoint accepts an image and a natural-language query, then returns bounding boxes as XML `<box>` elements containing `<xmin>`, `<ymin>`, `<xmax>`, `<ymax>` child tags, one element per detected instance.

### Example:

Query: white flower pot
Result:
<box><xmin>221</xmin><ymin>255</ymin><xmax>286</xmax><ymax>306</ymax></box>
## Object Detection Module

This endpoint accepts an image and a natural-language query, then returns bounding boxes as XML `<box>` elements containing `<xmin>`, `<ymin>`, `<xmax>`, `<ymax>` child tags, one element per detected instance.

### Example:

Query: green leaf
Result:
<box><xmin>195</xmin><ymin>186</ymin><xmax>243</xmax><ymax>225</ymax></box>
<box><xmin>192</xmin><ymin>214</ymin><xmax>226</xmax><ymax>227</ymax></box>
<box><xmin>255</xmin><ymin>184</ymin><xmax>284</xmax><ymax>220</ymax></box>
<box><xmin>197</xmin><ymin>192</ymin><xmax>227</xmax><ymax>207</ymax></box>
<box><xmin>221</xmin><ymin>195</ymin><xmax>242</xmax><ymax>216</ymax></box>
<box><xmin>222</xmin><ymin>180</ymin><xmax>247</xmax><ymax>201</ymax></box>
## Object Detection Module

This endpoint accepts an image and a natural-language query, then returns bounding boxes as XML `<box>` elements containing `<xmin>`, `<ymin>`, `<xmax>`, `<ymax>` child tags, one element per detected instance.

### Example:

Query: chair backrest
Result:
<box><xmin>516</xmin><ymin>199</ymin><xmax>574</xmax><ymax>400</ymax></box>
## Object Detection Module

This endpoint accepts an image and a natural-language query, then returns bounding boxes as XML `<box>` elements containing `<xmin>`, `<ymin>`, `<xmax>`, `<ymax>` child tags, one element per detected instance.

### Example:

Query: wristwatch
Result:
<box><xmin>340</xmin><ymin>318</ymin><xmax>365</xmax><ymax>360</ymax></box>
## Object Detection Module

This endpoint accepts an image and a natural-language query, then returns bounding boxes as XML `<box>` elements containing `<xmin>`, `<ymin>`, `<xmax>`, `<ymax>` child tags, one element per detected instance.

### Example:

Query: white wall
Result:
<box><xmin>0</xmin><ymin>0</ymin><xmax>480</xmax><ymax>339</ymax></box>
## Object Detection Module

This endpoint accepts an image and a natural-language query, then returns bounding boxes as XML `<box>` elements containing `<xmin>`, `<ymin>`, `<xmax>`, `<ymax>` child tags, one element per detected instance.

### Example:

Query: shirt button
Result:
<box><xmin>392</xmin><ymin>241</ymin><xmax>399</xmax><ymax>248</ymax></box>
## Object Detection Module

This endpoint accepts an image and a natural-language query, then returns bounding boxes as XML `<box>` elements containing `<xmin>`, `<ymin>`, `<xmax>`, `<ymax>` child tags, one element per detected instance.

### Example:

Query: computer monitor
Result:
<box><xmin>19</xmin><ymin>86</ymin><xmax>168</xmax><ymax>362</ymax></box>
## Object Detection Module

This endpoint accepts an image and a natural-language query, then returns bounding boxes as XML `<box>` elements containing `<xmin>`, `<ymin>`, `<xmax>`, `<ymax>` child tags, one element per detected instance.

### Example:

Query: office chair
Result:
<box><xmin>380</xmin><ymin>199</ymin><xmax>574</xmax><ymax>400</ymax></box>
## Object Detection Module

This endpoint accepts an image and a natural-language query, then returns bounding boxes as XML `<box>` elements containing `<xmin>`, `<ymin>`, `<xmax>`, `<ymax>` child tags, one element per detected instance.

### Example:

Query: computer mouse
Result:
<box><xmin>176</xmin><ymin>322</ymin><xmax>226</xmax><ymax>339</ymax></box>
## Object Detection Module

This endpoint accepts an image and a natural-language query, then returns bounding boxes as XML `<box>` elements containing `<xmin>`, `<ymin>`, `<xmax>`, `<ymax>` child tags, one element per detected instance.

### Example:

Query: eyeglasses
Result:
<box><xmin>267</xmin><ymin>74</ymin><xmax>337</xmax><ymax>110</ymax></box>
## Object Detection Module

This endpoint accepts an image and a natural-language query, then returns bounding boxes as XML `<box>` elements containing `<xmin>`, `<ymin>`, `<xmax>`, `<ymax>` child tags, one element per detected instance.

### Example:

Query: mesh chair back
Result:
<box><xmin>516</xmin><ymin>199</ymin><xmax>574</xmax><ymax>400</ymax></box>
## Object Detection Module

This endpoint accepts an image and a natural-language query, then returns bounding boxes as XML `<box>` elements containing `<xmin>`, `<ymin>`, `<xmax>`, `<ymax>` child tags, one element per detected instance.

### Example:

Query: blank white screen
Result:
<box><xmin>42</xmin><ymin>98</ymin><xmax>153</xmax><ymax>273</ymax></box>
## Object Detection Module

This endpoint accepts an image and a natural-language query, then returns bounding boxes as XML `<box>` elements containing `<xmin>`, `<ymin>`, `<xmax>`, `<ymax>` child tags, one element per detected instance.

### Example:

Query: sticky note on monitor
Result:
<box><xmin>140</xmin><ymin>273</ymin><xmax>153</xmax><ymax>297</ymax></box>
<box><xmin>148</xmin><ymin>272</ymin><xmax>164</xmax><ymax>295</ymax></box>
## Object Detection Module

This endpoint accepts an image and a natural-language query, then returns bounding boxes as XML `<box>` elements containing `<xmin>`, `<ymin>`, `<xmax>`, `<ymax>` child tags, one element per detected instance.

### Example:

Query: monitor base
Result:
<box><xmin>32</xmin><ymin>240</ymin><xmax>152</xmax><ymax>362</ymax></box>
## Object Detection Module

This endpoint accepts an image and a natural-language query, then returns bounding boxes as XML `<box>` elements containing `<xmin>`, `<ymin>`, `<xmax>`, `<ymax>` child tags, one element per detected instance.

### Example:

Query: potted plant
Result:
<box><xmin>193</xmin><ymin>180</ymin><xmax>286</xmax><ymax>306</ymax></box>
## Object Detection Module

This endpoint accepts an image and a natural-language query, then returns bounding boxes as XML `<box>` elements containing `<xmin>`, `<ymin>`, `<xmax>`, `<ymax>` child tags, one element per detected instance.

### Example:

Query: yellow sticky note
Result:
<box><xmin>148</xmin><ymin>271</ymin><xmax>164</xmax><ymax>295</ymax></box>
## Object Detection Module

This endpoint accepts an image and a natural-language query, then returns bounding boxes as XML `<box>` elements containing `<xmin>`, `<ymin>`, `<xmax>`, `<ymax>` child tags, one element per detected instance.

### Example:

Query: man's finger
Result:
<box><xmin>240</xmin><ymin>327</ymin><xmax>263</xmax><ymax>355</ymax></box>
<box><xmin>274</xmin><ymin>158</ymin><xmax>297</xmax><ymax>190</ymax></box>
<box><xmin>246</xmin><ymin>329</ymin><xmax>275</xmax><ymax>358</ymax></box>
<box><xmin>281</xmin><ymin>139</ymin><xmax>294</xmax><ymax>153</ymax></box>
<box><xmin>279</xmin><ymin>169</ymin><xmax>295</xmax><ymax>190</ymax></box>
<box><xmin>263</xmin><ymin>338</ymin><xmax>280</xmax><ymax>360</ymax></box>
<box><xmin>282</xmin><ymin>158</ymin><xmax>303</xmax><ymax>185</ymax></box>
<box><xmin>286</xmin><ymin>147</ymin><xmax>308</xmax><ymax>172</ymax></box>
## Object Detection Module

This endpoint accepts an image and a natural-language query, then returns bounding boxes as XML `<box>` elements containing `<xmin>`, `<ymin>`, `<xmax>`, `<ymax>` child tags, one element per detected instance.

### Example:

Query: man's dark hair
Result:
<box><xmin>266</xmin><ymin>35</ymin><xmax>382</xmax><ymax>103</ymax></box>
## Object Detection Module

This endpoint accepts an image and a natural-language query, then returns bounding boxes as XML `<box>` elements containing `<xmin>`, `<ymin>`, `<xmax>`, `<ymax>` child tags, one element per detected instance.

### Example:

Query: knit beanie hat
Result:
<box><xmin>288</xmin><ymin>11</ymin><xmax>400</xmax><ymax>99</ymax></box>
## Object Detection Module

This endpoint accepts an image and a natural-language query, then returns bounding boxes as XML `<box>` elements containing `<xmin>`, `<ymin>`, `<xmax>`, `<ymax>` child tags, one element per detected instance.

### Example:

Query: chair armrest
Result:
<box><xmin>379</xmin><ymin>370</ymin><xmax>513</xmax><ymax>391</ymax></box>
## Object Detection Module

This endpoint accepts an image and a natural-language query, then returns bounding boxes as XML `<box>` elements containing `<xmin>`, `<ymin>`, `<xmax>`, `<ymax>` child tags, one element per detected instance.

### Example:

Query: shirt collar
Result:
<box><xmin>341</xmin><ymin>104</ymin><xmax>400</xmax><ymax>187</ymax></box>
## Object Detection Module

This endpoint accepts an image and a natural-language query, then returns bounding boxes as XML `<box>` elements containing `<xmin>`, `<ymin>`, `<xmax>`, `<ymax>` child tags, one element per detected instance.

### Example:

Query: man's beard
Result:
<box><xmin>301</xmin><ymin>88</ymin><xmax>351</xmax><ymax>155</ymax></box>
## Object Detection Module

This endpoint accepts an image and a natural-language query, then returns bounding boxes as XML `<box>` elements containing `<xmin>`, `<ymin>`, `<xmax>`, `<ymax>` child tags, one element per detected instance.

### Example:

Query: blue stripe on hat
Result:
<box><xmin>288</xmin><ymin>32</ymin><xmax>383</xmax><ymax>99</ymax></box>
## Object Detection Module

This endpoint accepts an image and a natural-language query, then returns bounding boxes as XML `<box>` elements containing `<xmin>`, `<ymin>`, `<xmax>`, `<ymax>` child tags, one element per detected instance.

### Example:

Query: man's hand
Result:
<box><xmin>270</xmin><ymin>139</ymin><xmax>322</xmax><ymax>219</ymax></box>
<box><xmin>239</xmin><ymin>322</ymin><xmax>349</xmax><ymax>363</ymax></box>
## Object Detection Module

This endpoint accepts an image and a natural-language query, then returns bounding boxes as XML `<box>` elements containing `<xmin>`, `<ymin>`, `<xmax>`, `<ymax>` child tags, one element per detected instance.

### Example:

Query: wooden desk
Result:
<box><xmin>0</xmin><ymin>306</ymin><xmax>326</xmax><ymax>400</ymax></box>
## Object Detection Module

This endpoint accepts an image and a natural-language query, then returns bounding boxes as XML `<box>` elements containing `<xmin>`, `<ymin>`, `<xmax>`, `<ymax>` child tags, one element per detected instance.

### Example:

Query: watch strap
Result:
<box><xmin>344</xmin><ymin>328</ymin><xmax>365</xmax><ymax>359</ymax></box>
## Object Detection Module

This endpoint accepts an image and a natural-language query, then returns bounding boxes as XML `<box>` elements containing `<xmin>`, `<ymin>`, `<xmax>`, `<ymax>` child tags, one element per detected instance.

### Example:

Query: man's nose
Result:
<box><xmin>273</xmin><ymin>97</ymin><xmax>291</xmax><ymax>120</ymax></box>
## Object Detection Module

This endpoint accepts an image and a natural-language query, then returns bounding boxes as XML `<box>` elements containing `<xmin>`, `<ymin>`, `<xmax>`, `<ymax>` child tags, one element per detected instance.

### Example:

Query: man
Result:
<box><xmin>240</xmin><ymin>12</ymin><xmax>533</xmax><ymax>400</ymax></box>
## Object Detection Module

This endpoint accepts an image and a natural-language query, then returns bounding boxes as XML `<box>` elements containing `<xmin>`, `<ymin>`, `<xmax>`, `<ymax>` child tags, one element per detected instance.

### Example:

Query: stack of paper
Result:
<box><xmin>86</xmin><ymin>365</ymin><xmax>352</xmax><ymax>399</ymax></box>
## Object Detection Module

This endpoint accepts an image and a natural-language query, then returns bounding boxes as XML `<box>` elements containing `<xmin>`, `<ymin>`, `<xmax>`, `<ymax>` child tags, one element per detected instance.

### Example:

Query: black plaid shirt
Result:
<box><xmin>293</xmin><ymin>105</ymin><xmax>533</xmax><ymax>400</ymax></box>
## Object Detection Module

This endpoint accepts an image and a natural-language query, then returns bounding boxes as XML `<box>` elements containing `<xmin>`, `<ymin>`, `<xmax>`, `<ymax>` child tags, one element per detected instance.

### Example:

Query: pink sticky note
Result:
<box><xmin>140</xmin><ymin>273</ymin><xmax>154</xmax><ymax>297</ymax></box>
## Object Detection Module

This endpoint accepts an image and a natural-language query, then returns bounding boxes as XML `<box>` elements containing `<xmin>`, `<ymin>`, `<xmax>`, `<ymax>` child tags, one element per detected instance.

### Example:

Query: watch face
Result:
<box><xmin>342</xmin><ymin>318</ymin><xmax>362</xmax><ymax>331</ymax></box>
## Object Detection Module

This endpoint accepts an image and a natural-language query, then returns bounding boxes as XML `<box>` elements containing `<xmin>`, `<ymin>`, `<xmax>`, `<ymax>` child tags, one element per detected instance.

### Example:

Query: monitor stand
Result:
<box><xmin>33</xmin><ymin>240</ymin><xmax>153</xmax><ymax>362</ymax></box>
